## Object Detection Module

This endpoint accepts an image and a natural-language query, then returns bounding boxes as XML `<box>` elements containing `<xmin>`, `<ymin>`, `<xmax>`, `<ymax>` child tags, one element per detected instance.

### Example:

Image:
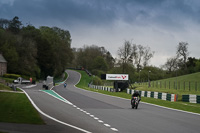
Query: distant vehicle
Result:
<box><xmin>13</xmin><ymin>77</ymin><xmax>31</xmax><ymax>84</ymax></box>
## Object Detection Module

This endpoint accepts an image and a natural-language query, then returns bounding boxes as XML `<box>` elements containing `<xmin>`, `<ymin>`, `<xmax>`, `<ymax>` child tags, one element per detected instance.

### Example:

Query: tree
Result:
<box><xmin>118</xmin><ymin>40</ymin><xmax>133</xmax><ymax>73</ymax></box>
<box><xmin>143</xmin><ymin>46</ymin><xmax>154</xmax><ymax>67</ymax></box>
<box><xmin>74</xmin><ymin>45</ymin><xmax>114</xmax><ymax>72</ymax></box>
<box><xmin>176</xmin><ymin>42</ymin><xmax>189</xmax><ymax>70</ymax></box>
<box><xmin>0</xmin><ymin>18</ymin><xmax>10</xmax><ymax>29</ymax></box>
<box><xmin>8</xmin><ymin>16</ymin><xmax>22</xmax><ymax>33</ymax></box>
<box><xmin>118</xmin><ymin>40</ymin><xmax>133</xmax><ymax>64</ymax></box>
<box><xmin>39</xmin><ymin>26</ymin><xmax>73</xmax><ymax>77</ymax></box>
<box><xmin>92</xmin><ymin>56</ymin><xmax>108</xmax><ymax>71</ymax></box>
<box><xmin>163</xmin><ymin>56</ymin><xmax>178</xmax><ymax>73</ymax></box>
<box><xmin>134</xmin><ymin>44</ymin><xmax>144</xmax><ymax>72</ymax></box>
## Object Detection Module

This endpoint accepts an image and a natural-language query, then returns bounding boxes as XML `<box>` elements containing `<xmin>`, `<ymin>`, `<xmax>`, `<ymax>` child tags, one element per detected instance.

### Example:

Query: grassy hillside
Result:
<box><xmin>134</xmin><ymin>72</ymin><xmax>200</xmax><ymax>97</ymax></box>
<box><xmin>75</xmin><ymin>70</ymin><xmax>92</xmax><ymax>89</ymax></box>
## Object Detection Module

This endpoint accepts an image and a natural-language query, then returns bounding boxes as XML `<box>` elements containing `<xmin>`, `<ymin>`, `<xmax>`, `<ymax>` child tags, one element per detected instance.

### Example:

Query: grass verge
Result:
<box><xmin>0</xmin><ymin>92</ymin><xmax>45</xmax><ymax>124</ymax></box>
<box><xmin>75</xmin><ymin>70</ymin><xmax>200</xmax><ymax>114</ymax></box>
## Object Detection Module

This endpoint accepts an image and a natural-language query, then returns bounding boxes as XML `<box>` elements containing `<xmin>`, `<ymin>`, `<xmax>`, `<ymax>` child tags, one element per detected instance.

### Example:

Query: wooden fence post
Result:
<box><xmin>189</xmin><ymin>82</ymin><xmax>190</xmax><ymax>91</ymax></box>
<box><xmin>184</xmin><ymin>81</ymin><xmax>185</xmax><ymax>90</ymax></box>
<box><xmin>195</xmin><ymin>82</ymin><xmax>197</xmax><ymax>91</ymax></box>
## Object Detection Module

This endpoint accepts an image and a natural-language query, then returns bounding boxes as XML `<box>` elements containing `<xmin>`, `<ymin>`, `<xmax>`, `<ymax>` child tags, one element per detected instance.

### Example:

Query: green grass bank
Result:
<box><xmin>0</xmin><ymin>92</ymin><xmax>44</xmax><ymax>124</ymax></box>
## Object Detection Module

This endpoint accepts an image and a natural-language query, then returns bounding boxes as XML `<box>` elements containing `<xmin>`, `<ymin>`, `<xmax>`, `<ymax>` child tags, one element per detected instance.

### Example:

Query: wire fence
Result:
<box><xmin>137</xmin><ymin>81</ymin><xmax>200</xmax><ymax>92</ymax></box>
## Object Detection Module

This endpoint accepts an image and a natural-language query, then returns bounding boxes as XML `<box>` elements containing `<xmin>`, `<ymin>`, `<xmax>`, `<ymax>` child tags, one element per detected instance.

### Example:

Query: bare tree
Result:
<box><xmin>118</xmin><ymin>40</ymin><xmax>132</xmax><ymax>63</ymax></box>
<box><xmin>176</xmin><ymin>42</ymin><xmax>189</xmax><ymax>70</ymax></box>
<box><xmin>143</xmin><ymin>46</ymin><xmax>155</xmax><ymax>67</ymax></box>
<box><xmin>163</xmin><ymin>56</ymin><xmax>178</xmax><ymax>72</ymax></box>
<box><xmin>118</xmin><ymin>41</ymin><xmax>154</xmax><ymax>72</ymax></box>
<box><xmin>135</xmin><ymin>45</ymin><xmax>144</xmax><ymax>71</ymax></box>
<box><xmin>133</xmin><ymin>45</ymin><xmax>154</xmax><ymax>71</ymax></box>
<box><xmin>118</xmin><ymin>40</ymin><xmax>133</xmax><ymax>72</ymax></box>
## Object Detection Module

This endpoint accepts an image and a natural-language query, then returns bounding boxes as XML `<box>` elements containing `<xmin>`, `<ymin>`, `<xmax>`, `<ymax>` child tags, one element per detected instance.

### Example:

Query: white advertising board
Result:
<box><xmin>106</xmin><ymin>74</ymin><xmax>129</xmax><ymax>80</ymax></box>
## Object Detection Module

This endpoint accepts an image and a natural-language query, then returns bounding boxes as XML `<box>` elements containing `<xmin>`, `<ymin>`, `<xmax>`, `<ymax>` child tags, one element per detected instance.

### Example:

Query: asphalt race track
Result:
<box><xmin>1</xmin><ymin>70</ymin><xmax>200</xmax><ymax>133</ymax></box>
<box><xmin>53</xmin><ymin>70</ymin><xmax>200</xmax><ymax>133</ymax></box>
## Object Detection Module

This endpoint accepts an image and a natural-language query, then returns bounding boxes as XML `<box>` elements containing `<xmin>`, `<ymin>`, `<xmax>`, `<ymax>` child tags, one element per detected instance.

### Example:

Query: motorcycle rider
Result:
<box><xmin>132</xmin><ymin>90</ymin><xmax>141</xmax><ymax>103</ymax></box>
<box><xmin>64</xmin><ymin>82</ymin><xmax>67</xmax><ymax>88</ymax></box>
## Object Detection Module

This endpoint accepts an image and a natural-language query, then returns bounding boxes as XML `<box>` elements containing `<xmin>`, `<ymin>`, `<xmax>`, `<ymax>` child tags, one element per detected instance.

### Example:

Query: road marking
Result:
<box><xmin>94</xmin><ymin>117</ymin><xmax>99</xmax><ymax>120</ymax></box>
<box><xmin>40</xmin><ymin>90</ymin><xmax>72</xmax><ymax>105</ymax></box>
<box><xmin>90</xmin><ymin>115</ymin><xmax>94</xmax><ymax>117</ymax></box>
<box><xmin>19</xmin><ymin>88</ymin><xmax>92</xmax><ymax>133</ymax></box>
<box><xmin>23</xmin><ymin>84</ymin><xmax>37</xmax><ymax>88</ymax></box>
<box><xmin>104</xmin><ymin>124</ymin><xmax>111</xmax><ymax>127</ymax></box>
<box><xmin>67</xmin><ymin>72</ymin><xmax>118</xmax><ymax>131</ymax></box>
<box><xmin>111</xmin><ymin>128</ymin><xmax>118</xmax><ymax>132</ymax></box>
<box><xmin>98</xmin><ymin>120</ymin><xmax>103</xmax><ymax>123</ymax></box>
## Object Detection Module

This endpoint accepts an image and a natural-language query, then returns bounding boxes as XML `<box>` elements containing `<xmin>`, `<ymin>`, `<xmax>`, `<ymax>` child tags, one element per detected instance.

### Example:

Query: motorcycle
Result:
<box><xmin>131</xmin><ymin>97</ymin><xmax>139</xmax><ymax>109</ymax></box>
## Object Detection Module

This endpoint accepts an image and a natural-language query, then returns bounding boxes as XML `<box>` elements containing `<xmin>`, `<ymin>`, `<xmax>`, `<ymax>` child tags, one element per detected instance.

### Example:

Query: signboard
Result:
<box><xmin>106</xmin><ymin>74</ymin><xmax>129</xmax><ymax>81</ymax></box>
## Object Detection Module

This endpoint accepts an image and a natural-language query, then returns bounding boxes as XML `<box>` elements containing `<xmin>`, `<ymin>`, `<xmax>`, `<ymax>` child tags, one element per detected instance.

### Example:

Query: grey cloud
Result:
<box><xmin>1</xmin><ymin>0</ymin><xmax>200</xmax><ymax>28</ymax></box>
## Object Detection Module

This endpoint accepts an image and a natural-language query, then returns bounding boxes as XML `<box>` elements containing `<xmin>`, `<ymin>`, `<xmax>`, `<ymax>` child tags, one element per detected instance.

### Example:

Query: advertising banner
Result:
<box><xmin>106</xmin><ymin>74</ymin><xmax>129</xmax><ymax>80</ymax></box>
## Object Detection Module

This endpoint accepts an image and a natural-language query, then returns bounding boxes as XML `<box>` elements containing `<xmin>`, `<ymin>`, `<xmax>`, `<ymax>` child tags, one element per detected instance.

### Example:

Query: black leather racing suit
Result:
<box><xmin>131</xmin><ymin>91</ymin><xmax>141</xmax><ymax>103</ymax></box>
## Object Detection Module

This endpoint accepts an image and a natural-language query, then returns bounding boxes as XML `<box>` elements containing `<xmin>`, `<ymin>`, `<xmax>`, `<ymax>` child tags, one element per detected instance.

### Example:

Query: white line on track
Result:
<box><xmin>66</xmin><ymin>71</ymin><xmax>120</xmax><ymax>132</ymax></box>
<box><xmin>98</xmin><ymin>120</ymin><xmax>103</xmax><ymax>123</ymax></box>
<box><xmin>94</xmin><ymin>117</ymin><xmax>99</xmax><ymax>120</ymax></box>
<box><xmin>104</xmin><ymin>124</ymin><xmax>111</xmax><ymax>127</ymax></box>
<box><xmin>19</xmin><ymin>88</ymin><xmax>92</xmax><ymax>133</ymax></box>
<box><xmin>111</xmin><ymin>128</ymin><xmax>119</xmax><ymax>132</ymax></box>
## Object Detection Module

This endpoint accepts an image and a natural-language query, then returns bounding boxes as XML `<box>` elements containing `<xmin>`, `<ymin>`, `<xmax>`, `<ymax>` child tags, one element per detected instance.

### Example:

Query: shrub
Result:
<box><xmin>3</xmin><ymin>74</ymin><xmax>21</xmax><ymax>79</ymax></box>
<box><xmin>93</xmin><ymin>76</ymin><xmax>103</xmax><ymax>85</ymax></box>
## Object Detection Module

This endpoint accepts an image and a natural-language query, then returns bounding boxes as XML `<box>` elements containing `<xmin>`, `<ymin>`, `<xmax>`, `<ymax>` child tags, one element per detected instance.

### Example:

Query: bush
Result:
<box><xmin>93</xmin><ymin>76</ymin><xmax>103</xmax><ymax>85</ymax></box>
<box><xmin>3</xmin><ymin>74</ymin><xmax>21</xmax><ymax>79</ymax></box>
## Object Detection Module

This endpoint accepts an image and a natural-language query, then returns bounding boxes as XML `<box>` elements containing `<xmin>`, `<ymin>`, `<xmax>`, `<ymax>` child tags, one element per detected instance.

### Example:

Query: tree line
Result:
<box><xmin>1</xmin><ymin>16</ymin><xmax>199</xmax><ymax>82</ymax></box>
<box><xmin>0</xmin><ymin>16</ymin><xmax>73</xmax><ymax>79</ymax></box>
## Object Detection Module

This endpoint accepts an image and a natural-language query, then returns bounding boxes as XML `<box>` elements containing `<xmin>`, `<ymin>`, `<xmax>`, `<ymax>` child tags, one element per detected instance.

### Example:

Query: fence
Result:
<box><xmin>136</xmin><ymin>81</ymin><xmax>200</xmax><ymax>91</ymax></box>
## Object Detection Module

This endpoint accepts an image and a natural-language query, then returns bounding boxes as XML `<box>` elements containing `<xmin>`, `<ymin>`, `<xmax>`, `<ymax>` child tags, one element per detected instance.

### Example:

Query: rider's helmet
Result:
<box><xmin>135</xmin><ymin>90</ymin><xmax>139</xmax><ymax>94</ymax></box>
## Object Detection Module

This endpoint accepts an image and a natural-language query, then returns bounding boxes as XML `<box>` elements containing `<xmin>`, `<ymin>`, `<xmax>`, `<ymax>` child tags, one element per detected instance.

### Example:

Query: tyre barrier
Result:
<box><xmin>182</xmin><ymin>95</ymin><xmax>200</xmax><ymax>103</ymax></box>
<box><xmin>127</xmin><ymin>89</ymin><xmax>177</xmax><ymax>102</ymax></box>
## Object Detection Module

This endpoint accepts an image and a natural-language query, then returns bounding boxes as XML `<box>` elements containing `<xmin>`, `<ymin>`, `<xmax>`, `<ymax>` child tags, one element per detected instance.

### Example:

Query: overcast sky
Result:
<box><xmin>1</xmin><ymin>0</ymin><xmax>200</xmax><ymax>67</ymax></box>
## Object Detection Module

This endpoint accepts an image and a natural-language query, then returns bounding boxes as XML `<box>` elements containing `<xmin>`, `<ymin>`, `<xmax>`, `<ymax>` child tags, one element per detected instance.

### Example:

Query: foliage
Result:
<box><xmin>0</xmin><ymin>83</ymin><xmax>12</xmax><ymax>90</ymax></box>
<box><xmin>72</xmin><ymin>45</ymin><xmax>114</xmax><ymax>73</ymax></box>
<box><xmin>3</xmin><ymin>74</ymin><xmax>21</xmax><ymax>79</ymax></box>
<box><xmin>118</xmin><ymin>40</ymin><xmax>154</xmax><ymax>72</ymax></box>
<box><xmin>0</xmin><ymin>16</ymin><xmax>73</xmax><ymax>79</ymax></box>
<box><xmin>92</xmin><ymin>56</ymin><xmax>108</xmax><ymax>71</ymax></box>
<box><xmin>93</xmin><ymin>76</ymin><xmax>103</xmax><ymax>85</ymax></box>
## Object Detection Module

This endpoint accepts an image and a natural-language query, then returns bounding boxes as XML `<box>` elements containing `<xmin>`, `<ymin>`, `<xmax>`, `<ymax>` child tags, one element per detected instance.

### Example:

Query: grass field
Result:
<box><xmin>133</xmin><ymin>72</ymin><xmax>200</xmax><ymax>101</ymax></box>
<box><xmin>0</xmin><ymin>83</ymin><xmax>12</xmax><ymax>91</ymax></box>
<box><xmin>135</xmin><ymin>72</ymin><xmax>200</xmax><ymax>93</ymax></box>
<box><xmin>75</xmin><ymin>70</ymin><xmax>200</xmax><ymax>114</ymax></box>
<box><xmin>0</xmin><ymin>92</ymin><xmax>45</xmax><ymax>124</ymax></box>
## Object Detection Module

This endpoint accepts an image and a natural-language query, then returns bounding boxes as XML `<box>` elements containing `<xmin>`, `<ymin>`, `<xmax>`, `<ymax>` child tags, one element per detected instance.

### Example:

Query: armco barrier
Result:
<box><xmin>182</xmin><ymin>95</ymin><xmax>200</xmax><ymax>103</ymax></box>
<box><xmin>127</xmin><ymin>89</ymin><xmax>177</xmax><ymax>102</ymax></box>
